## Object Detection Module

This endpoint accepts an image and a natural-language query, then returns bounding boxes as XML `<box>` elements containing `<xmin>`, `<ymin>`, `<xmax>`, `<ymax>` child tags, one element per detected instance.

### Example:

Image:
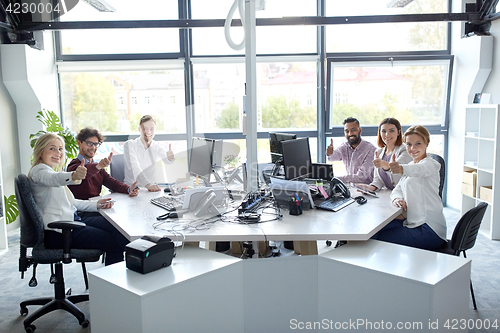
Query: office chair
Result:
<box><xmin>109</xmin><ymin>153</ymin><xmax>125</xmax><ymax>183</ymax></box>
<box><xmin>15</xmin><ymin>174</ymin><xmax>103</xmax><ymax>333</ymax></box>
<box><xmin>434</xmin><ymin>202</ymin><xmax>488</xmax><ymax>310</ymax></box>
<box><xmin>428</xmin><ymin>153</ymin><xmax>445</xmax><ymax>199</ymax></box>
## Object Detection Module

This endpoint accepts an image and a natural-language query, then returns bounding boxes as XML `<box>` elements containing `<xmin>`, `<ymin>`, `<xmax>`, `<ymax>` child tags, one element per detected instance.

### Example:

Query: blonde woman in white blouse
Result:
<box><xmin>371</xmin><ymin>125</ymin><xmax>446</xmax><ymax>250</ymax></box>
<box><xmin>29</xmin><ymin>133</ymin><xmax>129</xmax><ymax>265</ymax></box>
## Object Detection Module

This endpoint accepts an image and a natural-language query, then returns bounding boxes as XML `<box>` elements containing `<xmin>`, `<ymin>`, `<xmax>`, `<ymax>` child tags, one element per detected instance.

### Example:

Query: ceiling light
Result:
<box><xmin>81</xmin><ymin>0</ymin><xmax>116</xmax><ymax>12</ymax></box>
<box><xmin>387</xmin><ymin>0</ymin><xmax>414</xmax><ymax>8</ymax></box>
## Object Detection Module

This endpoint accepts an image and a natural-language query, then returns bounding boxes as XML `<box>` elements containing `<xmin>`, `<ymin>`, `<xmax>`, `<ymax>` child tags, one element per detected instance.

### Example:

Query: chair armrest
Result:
<box><xmin>47</xmin><ymin>221</ymin><xmax>86</xmax><ymax>230</ymax></box>
<box><xmin>47</xmin><ymin>221</ymin><xmax>86</xmax><ymax>263</ymax></box>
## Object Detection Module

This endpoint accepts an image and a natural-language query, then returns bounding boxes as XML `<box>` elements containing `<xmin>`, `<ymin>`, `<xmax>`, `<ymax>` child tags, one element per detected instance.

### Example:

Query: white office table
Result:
<box><xmin>89</xmin><ymin>241</ymin><xmax>471</xmax><ymax>333</ymax></box>
<box><xmin>98</xmin><ymin>188</ymin><xmax>401</xmax><ymax>246</ymax></box>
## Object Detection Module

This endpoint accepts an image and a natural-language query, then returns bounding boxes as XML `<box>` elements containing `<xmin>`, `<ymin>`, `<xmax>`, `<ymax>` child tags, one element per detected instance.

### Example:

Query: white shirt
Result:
<box><xmin>29</xmin><ymin>163</ymin><xmax>97</xmax><ymax>232</ymax></box>
<box><xmin>390</xmin><ymin>156</ymin><xmax>447</xmax><ymax>240</ymax></box>
<box><xmin>123</xmin><ymin>137</ymin><xmax>173</xmax><ymax>187</ymax></box>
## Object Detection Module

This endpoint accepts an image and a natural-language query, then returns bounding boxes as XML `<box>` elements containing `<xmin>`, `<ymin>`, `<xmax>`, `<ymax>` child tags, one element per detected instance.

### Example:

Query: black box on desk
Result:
<box><xmin>125</xmin><ymin>236</ymin><xmax>175</xmax><ymax>274</ymax></box>
<box><xmin>271</xmin><ymin>189</ymin><xmax>311</xmax><ymax>210</ymax></box>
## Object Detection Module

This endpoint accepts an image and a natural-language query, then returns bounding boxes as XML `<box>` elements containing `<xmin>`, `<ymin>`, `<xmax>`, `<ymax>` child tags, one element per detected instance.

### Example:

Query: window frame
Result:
<box><xmin>51</xmin><ymin>0</ymin><xmax>456</xmax><ymax>203</ymax></box>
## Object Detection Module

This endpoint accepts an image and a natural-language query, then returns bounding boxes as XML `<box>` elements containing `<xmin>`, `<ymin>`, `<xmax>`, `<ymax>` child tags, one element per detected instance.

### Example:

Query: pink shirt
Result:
<box><xmin>327</xmin><ymin>139</ymin><xmax>376</xmax><ymax>184</ymax></box>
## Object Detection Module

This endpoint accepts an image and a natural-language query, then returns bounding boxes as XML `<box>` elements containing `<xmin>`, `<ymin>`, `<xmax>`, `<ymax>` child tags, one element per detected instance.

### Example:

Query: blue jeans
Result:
<box><xmin>371</xmin><ymin>219</ymin><xmax>445</xmax><ymax>251</ymax></box>
<box><xmin>45</xmin><ymin>212</ymin><xmax>129</xmax><ymax>266</ymax></box>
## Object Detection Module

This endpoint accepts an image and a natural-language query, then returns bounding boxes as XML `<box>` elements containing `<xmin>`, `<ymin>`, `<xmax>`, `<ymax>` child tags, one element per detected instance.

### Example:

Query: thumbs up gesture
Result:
<box><xmin>166</xmin><ymin>143</ymin><xmax>175</xmax><ymax>162</ymax></box>
<box><xmin>97</xmin><ymin>152</ymin><xmax>113</xmax><ymax>170</ymax></box>
<box><xmin>72</xmin><ymin>158</ymin><xmax>87</xmax><ymax>181</ymax></box>
<box><xmin>373</xmin><ymin>151</ymin><xmax>389</xmax><ymax>170</ymax></box>
<box><xmin>326</xmin><ymin>138</ymin><xmax>334</xmax><ymax>156</ymax></box>
<box><xmin>388</xmin><ymin>154</ymin><xmax>403</xmax><ymax>174</ymax></box>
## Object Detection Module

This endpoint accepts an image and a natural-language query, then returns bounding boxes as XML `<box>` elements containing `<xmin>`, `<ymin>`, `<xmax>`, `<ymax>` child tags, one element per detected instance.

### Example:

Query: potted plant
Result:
<box><xmin>29</xmin><ymin>109</ymin><xmax>79</xmax><ymax>164</ymax></box>
<box><xmin>3</xmin><ymin>110</ymin><xmax>78</xmax><ymax>228</ymax></box>
<box><xmin>223</xmin><ymin>154</ymin><xmax>241</xmax><ymax>169</ymax></box>
<box><xmin>4</xmin><ymin>194</ymin><xmax>19</xmax><ymax>227</ymax></box>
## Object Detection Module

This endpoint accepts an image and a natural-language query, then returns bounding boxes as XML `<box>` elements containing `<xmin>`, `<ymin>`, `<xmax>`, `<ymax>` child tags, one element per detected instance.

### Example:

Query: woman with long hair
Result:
<box><xmin>28</xmin><ymin>133</ymin><xmax>128</xmax><ymax>265</ymax></box>
<box><xmin>371</xmin><ymin>125</ymin><xmax>446</xmax><ymax>250</ymax></box>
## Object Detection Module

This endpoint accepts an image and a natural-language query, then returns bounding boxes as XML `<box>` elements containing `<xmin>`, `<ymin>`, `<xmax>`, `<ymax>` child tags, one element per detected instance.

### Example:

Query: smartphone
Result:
<box><xmin>99</xmin><ymin>199</ymin><xmax>116</xmax><ymax>207</ymax></box>
<box><xmin>350</xmin><ymin>183</ymin><xmax>378</xmax><ymax>198</ymax></box>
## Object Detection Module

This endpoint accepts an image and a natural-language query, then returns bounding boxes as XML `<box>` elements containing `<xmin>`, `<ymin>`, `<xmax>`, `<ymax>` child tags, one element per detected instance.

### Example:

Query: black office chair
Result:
<box><xmin>15</xmin><ymin>174</ymin><xmax>103</xmax><ymax>333</ymax></box>
<box><xmin>435</xmin><ymin>202</ymin><xmax>488</xmax><ymax>310</ymax></box>
<box><xmin>428</xmin><ymin>153</ymin><xmax>445</xmax><ymax>199</ymax></box>
<box><xmin>109</xmin><ymin>153</ymin><xmax>125</xmax><ymax>183</ymax></box>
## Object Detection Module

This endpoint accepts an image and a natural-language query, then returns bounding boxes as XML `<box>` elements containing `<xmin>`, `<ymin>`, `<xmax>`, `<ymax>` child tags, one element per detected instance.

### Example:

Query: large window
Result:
<box><xmin>58</xmin><ymin>0</ymin><xmax>180</xmax><ymax>56</ymax></box>
<box><xmin>327</xmin><ymin>58</ymin><xmax>452</xmax><ymax>128</ymax></box>
<box><xmin>52</xmin><ymin>0</ymin><xmax>453</xmax><ymax>199</ymax></box>
<box><xmin>60</xmin><ymin>69</ymin><xmax>186</xmax><ymax>135</ymax></box>
<box><xmin>325</xmin><ymin>0</ymin><xmax>449</xmax><ymax>53</ymax></box>
<box><xmin>191</xmin><ymin>0</ymin><xmax>317</xmax><ymax>56</ymax></box>
<box><xmin>193</xmin><ymin>60</ymin><xmax>317</xmax><ymax>133</ymax></box>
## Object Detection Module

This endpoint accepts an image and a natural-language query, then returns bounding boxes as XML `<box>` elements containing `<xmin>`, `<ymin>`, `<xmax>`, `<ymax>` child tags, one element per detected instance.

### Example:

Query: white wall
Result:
<box><xmin>0</xmin><ymin>50</ymin><xmax>20</xmax><ymax>229</ymax></box>
<box><xmin>481</xmin><ymin>20</ymin><xmax>500</xmax><ymax>106</ymax></box>
<box><xmin>447</xmin><ymin>0</ymin><xmax>498</xmax><ymax>210</ymax></box>
<box><xmin>1</xmin><ymin>31</ymin><xmax>58</xmax><ymax>175</ymax></box>
<box><xmin>0</xmin><ymin>31</ymin><xmax>58</xmax><ymax>228</ymax></box>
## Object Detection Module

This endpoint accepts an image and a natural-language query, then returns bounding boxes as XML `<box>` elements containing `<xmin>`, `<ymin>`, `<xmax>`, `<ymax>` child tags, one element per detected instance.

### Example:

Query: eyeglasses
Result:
<box><xmin>84</xmin><ymin>141</ymin><xmax>101</xmax><ymax>148</ymax></box>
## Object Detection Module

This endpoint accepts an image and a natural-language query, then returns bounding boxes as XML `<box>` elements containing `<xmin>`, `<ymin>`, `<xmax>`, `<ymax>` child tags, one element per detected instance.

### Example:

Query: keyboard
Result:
<box><xmin>150</xmin><ymin>196</ymin><xmax>184</xmax><ymax>211</ymax></box>
<box><xmin>316</xmin><ymin>196</ymin><xmax>355</xmax><ymax>212</ymax></box>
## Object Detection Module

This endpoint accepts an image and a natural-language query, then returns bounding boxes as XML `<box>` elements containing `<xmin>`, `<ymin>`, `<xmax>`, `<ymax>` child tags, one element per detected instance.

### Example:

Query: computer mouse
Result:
<box><xmin>164</xmin><ymin>186</ymin><xmax>171</xmax><ymax>192</ymax></box>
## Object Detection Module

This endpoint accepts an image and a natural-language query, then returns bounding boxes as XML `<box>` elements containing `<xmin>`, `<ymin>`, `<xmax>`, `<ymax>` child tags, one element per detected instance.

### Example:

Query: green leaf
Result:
<box><xmin>4</xmin><ymin>195</ymin><xmax>19</xmax><ymax>225</ymax></box>
<box><xmin>30</xmin><ymin>109</ymin><xmax>78</xmax><ymax>164</ymax></box>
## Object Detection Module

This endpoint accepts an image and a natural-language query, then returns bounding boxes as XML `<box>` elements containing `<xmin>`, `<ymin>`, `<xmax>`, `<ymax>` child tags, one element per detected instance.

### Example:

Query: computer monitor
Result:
<box><xmin>269</xmin><ymin>132</ymin><xmax>297</xmax><ymax>163</ymax></box>
<box><xmin>211</xmin><ymin>140</ymin><xmax>224</xmax><ymax>168</ymax></box>
<box><xmin>281</xmin><ymin>137</ymin><xmax>312</xmax><ymax>180</ymax></box>
<box><xmin>311</xmin><ymin>163</ymin><xmax>334</xmax><ymax>181</ymax></box>
<box><xmin>188</xmin><ymin>137</ymin><xmax>215</xmax><ymax>180</ymax></box>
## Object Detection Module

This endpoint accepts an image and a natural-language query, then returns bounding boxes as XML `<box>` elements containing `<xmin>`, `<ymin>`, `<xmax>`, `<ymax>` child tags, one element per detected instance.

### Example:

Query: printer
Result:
<box><xmin>125</xmin><ymin>236</ymin><xmax>175</xmax><ymax>274</ymax></box>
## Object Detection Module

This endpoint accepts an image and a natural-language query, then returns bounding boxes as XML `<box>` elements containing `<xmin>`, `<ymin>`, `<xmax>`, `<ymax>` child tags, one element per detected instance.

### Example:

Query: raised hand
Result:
<box><xmin>128</xmin><ymin>181</ymin><xmax>140</xmax><ymax>197</ymax></box>
<box><xmin>72</xmin><ymin>158</ymin><xmax>87</xmax><ymax>181</ymax></box>
<box><xmin>326</xmin><ymin>138</ymin><xmax>334</xmax><ymax>156</ymax></box>
<box><xmin>167</xmin><ymin>143</ymin><xmax>174</xmax><ymax>162</ymax></box>
<box><xmin>97</xmin><ymin>152</ymin><xmax>113</xmax><ymax>170</ymax></box>
<box><xmin>373</xmin><ymin>151</ymin><xmax>389</xmax><ymax>170</ymax></box>
<box><xmin>388</xmin><ymin>154</ymin><xmax>403</xmax><ymax>174</ymax></box>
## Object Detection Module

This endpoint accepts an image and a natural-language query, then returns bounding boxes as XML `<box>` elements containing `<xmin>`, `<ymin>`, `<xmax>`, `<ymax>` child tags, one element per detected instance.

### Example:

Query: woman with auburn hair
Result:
<box><xmin>356</xmin><ymin>118</ymin><xmax>412</xmax><ymax>192</ymax></box>
<box><xmin>28</xmin><ymin>133</ymin><xmax>128</xmax><ymax>266</ymax></box>
<box><xmin>371</xmin><ymin>125</ymin><xmax>446</xmax><ymax>250</ymax></box>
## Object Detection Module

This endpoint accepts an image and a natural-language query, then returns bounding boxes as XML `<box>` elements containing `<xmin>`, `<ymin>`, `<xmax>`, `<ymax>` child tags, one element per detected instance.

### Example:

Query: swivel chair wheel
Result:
<box><xmin>20</xmin><ymin>306</ymin><xmax>28</xmax><ymax>316</ymax></box>
<box><xmin>25</xmin><ymin>324</ymin><xmax>36</xmax><ymax>333</ymax></box>
<box><xmin>326</xmin><ymin>240</ymin><xmax>332</xmax><ymax>247</ymax></box>
<box><xmin>81</xmin><ymin>319</ymin><xmax>90</xmax><ymax>328</ymax></box>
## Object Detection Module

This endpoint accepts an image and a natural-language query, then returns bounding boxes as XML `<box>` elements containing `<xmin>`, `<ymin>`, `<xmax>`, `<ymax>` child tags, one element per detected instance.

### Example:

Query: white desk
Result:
<box><xmin>89</xmin><ymin>246</ymin><xmax>243</xmax><ymax>333</ymax></box>
<box><xmin>89</xmin><ymin>241</ymin><xmax>471</xmax><ymax>333</ymax></box>
<box><xmin>318</xmin><ymin>240</ymin><xmax>471</xmax><ymax>332</ymax></box>
<box><xmin>99</xmin><ymin>188</ymin><xmax>401</xmax><ymax>245</ymax></box>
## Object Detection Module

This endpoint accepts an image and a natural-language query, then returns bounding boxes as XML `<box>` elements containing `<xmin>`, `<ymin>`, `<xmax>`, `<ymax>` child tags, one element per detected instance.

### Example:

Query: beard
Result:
<box><xmin>348</xmin><ymin>135</ymin><xmax>361</xmax><ymax>147</ymax></box>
